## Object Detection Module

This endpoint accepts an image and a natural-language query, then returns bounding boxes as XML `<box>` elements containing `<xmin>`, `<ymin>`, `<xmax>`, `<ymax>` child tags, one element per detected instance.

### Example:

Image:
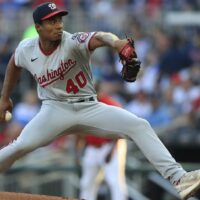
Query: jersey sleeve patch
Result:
<box><xmin>72</xmin><ymin>32</ymin><xmax>91</xmax><ymax>43</ymax></box>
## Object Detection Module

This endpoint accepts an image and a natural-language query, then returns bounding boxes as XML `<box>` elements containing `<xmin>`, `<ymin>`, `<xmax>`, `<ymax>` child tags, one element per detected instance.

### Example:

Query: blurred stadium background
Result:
<box><xmin>0</xmin><ymin>0</ymin><xmax>200</xmax><ymax>200</ymax></box>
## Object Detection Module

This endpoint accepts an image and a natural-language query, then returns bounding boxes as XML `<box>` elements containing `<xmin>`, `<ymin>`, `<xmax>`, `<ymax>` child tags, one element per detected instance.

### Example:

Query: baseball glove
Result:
<box><xmin>119</xmin><ymin>38</ymin><xmax>141</xmax><ymax>82</ymax></box>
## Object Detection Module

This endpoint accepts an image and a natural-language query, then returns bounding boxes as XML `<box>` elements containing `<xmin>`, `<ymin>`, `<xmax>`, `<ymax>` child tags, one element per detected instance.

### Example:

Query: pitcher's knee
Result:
<box><xmin>142</xmin><ymin>118</ymin><xmax>152</xmax><ymax>129</ymax></box>
<box><xmin>134</xmin><ymin>117</ymin><xmax>153</xmax><ymax>132</ymax></box>
<box><xmin>0</xmin><ymin>141</ymin><xmax>29</xmax><ymax>173</ymax></box>
<box><xmin>14</xmin><ymin>139</ymin><xmax>38</xmax><ymax>154</ymax></box>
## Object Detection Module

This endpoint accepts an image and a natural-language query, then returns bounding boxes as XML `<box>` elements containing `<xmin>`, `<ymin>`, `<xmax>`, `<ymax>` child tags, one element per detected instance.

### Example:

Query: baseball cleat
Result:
<box><xmin>175</xmin><ymin>170</ymin><xmax>200</xmax><ymax>200</ymax></box>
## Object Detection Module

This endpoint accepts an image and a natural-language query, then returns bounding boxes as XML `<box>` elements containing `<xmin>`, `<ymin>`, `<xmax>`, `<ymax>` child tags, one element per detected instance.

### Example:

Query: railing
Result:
<box><xmin>1</xmin><ymin>161</ymin><xmax>200</xmax><ymax>200</ymax></box>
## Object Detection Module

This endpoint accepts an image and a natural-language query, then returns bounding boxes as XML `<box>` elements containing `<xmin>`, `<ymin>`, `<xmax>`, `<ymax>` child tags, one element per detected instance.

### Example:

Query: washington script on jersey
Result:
<box><xmin>34</xmin><ymin>59</ymin><xmax>77</xmax><ymax>87</ymax></box>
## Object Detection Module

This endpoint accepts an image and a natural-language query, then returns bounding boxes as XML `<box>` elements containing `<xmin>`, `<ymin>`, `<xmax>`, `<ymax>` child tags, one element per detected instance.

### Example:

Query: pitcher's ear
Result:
<box><xmin>35</xmin><ymin>23</ymin><xmax>42</xmax><ymax>32</ymax></box>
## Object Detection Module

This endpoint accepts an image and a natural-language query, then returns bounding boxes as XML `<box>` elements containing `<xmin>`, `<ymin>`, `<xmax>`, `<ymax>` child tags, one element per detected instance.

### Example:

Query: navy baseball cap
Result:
<box><xmin>33</xmin><ymin>2</ymin><xmax>68</xmax><ymax>24</ymax></box>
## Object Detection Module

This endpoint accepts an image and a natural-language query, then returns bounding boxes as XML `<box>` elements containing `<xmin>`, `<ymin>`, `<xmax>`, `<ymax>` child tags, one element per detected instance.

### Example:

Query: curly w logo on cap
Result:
<box><xmin>48</xmin><ymin>3</ymin><xmax>56</xmax><ymax>10</ymax></box>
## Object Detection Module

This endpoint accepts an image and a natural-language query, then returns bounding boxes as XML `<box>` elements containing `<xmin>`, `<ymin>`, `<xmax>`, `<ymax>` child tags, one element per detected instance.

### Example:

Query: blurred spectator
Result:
<box><xmin>146</xmin><ymin>0</ymin><xmax>162</xmax><ymax>17</ymax></box>
<box><xmin>13</xmin><ymin>0</ymin><xmax>32</xmax><ymax>8</ymax></box>
<box><xmin>125</xmin><ymin>90</ymin><xmax>152</xmax><ymax>119</ymax></box>
<box><xmin>79</xmin><ymin>136</ymin><xmax>127</xmax><ymax>200</ymax></box>
<box><xmin>161</xmin><ymin>85</ymin><xmax>180</xmax><ymax>119</ymax></box>
<box><xmin>189</xmin><ymin>31</ymin><xmax>200</xmax><ymax>64</ymax></box>
<box><xmin>190</xmin><ymin>63</ymin><xmax>200</xmax><ymax>86</ymax></box>
<box><xmin>147</xmin><ymin>95</ymin><xmax>172</xmax><ymax>130</ymax></box>
<box><xmin>67</xmin><ymin>0</ymin><xmax>90</xmax><ymax>32</ymax></box>
<box><xmin>32</xmin><ymin>0</ymin><xmax>65</xmax><ymax>8</ymax></box>
<box><xmin>130</xmin><ymin>20</ymin><xmax>151</xmax><ymax>63</ymax></box>
<box><xmin>172</xmin><ymin>69</ymin><xmax>200</xmax><ymax>114</ymax></box>
<box><xmin>158</xmin><ymin>33</ymin><xmax>193</xmax><ymax>80</ymax></box>
<box><xmin>89</xmin><ymin>0</ymin><xmax>128</xmax><ymax>35</ymax></box>
<box><xmin>191</xmin><ymin>96</ymin><xmax>200</xmax><ymax>131</ymax></box>
<box><xmin>89</xmin><ymin>0</ymin><xmax>113</xmax><ymax>31</ymax></box>
<box><xmin>0</xmin><ymin>36</ymin><xmax>13</xmax><ymax>88</ymax></box>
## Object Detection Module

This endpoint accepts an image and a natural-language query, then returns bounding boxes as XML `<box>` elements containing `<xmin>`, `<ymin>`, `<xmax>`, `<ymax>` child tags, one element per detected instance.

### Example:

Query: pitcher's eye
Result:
<box><xmin>49</xmin><ymin>16</ymin><xmax>62</xmax><ymax>25</ymax></box>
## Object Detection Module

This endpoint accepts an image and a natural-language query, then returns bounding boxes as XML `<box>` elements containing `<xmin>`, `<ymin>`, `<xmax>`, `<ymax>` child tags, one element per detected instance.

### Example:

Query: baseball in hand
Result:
<box><xmin>5</xmin><ymin>111</ymin><xmax>12</xmax><ymax>122</ymax></box>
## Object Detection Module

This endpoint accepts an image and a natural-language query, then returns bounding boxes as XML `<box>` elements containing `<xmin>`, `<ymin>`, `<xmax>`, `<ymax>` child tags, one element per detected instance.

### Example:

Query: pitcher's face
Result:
<box><xmin>36</xmin><ymin>15</ymin><xmax>63</xmax><ymax>42</ymax></box>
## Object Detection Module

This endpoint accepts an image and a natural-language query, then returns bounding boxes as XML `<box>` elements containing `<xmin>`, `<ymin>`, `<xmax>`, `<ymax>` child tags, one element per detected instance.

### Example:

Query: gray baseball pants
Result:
<box><xmin>0</xmin><ymin>99</ymin><xmax>186</xmax><ymax>183</ymax></box>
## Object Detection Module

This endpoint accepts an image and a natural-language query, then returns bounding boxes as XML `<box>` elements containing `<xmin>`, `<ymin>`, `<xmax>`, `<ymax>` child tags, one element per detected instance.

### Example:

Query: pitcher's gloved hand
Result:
<box><xmin>119</xmin><ymin>38</ymin><xmax>141</xmax><ymax>82</ymax></box>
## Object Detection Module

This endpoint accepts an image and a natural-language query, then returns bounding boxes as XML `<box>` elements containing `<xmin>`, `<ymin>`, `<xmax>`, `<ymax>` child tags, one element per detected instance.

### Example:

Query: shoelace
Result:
<box><xmin>178</xmin><ymin>172</ymin><xmax>197</xmax><ymax>185</ymax></box>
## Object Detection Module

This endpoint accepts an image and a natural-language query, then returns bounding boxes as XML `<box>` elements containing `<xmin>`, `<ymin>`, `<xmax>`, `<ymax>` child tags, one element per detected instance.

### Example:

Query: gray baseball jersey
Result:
<box><xmin>15</xmin><ymin>31</ymin><xmax>96</xmax><ymax>100</ymax></box>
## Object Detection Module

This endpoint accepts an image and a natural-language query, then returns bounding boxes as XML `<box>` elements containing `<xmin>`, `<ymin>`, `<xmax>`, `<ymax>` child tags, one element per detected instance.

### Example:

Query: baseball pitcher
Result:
<box><xmin>0</xmin><ymin>2</ymin><xmax>200</xmax><ymax>200</ymax></box>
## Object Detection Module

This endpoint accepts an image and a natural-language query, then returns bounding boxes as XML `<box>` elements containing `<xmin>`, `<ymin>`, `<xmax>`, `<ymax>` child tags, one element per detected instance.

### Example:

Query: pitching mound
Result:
<box><xmin>0</xmin><ymin>192</ymin><xmax>81</xmax><ymax>200</ymax></box>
